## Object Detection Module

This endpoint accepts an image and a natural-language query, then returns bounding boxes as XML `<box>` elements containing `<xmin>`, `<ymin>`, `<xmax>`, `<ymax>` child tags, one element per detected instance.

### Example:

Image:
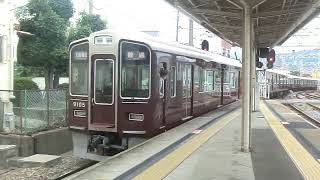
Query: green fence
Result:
<box><xmin>0</xmin><ymin>89</ymin><xmax>68</xmax><ymax>135</ymax></box>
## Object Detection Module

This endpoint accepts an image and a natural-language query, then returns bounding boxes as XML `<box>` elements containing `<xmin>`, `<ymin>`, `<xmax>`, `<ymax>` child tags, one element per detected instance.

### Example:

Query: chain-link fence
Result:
<box><xmin>0</xmin><ymin>89</ymin><xmax>68</xmax><ymax>135</ymax></box>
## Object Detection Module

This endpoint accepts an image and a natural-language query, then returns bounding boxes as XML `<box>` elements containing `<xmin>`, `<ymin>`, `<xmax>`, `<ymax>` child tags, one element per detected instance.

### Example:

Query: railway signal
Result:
<box><xmin>267</xmin><ymin>49</ymin><xmax>275</xmax><ymax>69</ymax></box>
<box><xmin>201</xmin><ymin>40</ymin><xmax>209</xmax><ymax>51</ymax></box>
<box><xmin>256</xmin><ymin>53</ymin><xmax>263</xmax><ymax>68</ymax></box>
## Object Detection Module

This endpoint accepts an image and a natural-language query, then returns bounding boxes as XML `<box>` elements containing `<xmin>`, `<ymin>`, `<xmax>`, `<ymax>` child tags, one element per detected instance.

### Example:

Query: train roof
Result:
<box><xmin>86</xmin><ymin>29</ymin><xmax>317</xmax><ymax>81</ymax></box>
<box><xmin>89</xmin><ymin>29</ymin><xmax>242</xmax><ymax>68</ymax></box>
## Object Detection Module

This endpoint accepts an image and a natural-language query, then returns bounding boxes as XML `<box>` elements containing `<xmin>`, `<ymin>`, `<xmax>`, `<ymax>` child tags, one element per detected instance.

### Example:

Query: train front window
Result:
<box><xmin>121</xmin><ymin>42</ymin><xmax>151</xmax><ymax>99</ymax></box>
<box><xmin>70</xmin><ymin>42</ymin><xmax>89</xmax><ymax>96</ymax></box>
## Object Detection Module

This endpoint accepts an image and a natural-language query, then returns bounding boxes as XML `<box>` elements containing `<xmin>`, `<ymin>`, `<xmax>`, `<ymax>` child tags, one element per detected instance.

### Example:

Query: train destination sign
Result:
<box><xmin>74</xmin><ymin>51</ymin><xmax>88</xmax><ymax>60</ymax></box>
<box><xmin>127</xmin><ymin>51</ymin><xmax>146</xmax><ymax>60</ymax></box>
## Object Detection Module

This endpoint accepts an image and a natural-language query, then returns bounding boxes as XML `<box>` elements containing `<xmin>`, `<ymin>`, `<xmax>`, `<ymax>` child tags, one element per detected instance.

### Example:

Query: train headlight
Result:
<box><xmin>94</xmin><ymin>35</ymin><xmax>112</xmax><ymax>45</ymax></box>
<box><xmin>129</xmin><ymin>113</ymin><xmax>144</xmax><ymax>121</ymax></box>
<box><xmin>74</xmin><ymin>110</ymin><xmax>86</xmax><ymax>117</ymax></box>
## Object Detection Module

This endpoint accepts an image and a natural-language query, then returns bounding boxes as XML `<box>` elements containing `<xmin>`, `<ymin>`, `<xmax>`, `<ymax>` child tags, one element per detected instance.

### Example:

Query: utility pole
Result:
<box><xmin>189</xmin><ymin>19</ymin><xmax>193</xmax><ymax>46</ymax></box>
<box><xmin>176</xmin><ymin>10</ymin><xmax>179</xmax><ymax>42</ymax></box>
<box><xmin>88</xmin><ymin>0</ymin><xmax>93</xmax><ymax>14</ymax></box>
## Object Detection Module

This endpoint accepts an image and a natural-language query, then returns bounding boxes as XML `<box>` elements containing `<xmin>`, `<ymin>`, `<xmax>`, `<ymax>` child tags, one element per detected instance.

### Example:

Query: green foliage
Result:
<box><xmin>16</xmin><ymin>0</ymin><xmax>73</xmax><ymax>89</ymax></box>
<box><xmin>290</xmin><ymin>71</ymin><xmax>300</xmax><ymax>76</ymax></box>
<box><xmin>49</xmin><ymin>0</ymin><xmax>74</xmax><ymax>21</ymax></box>
<box><xmin>68</xmin><ymin>12</ymin><xmax>106</xmax><ymax>43</ymax></box>
<box><xmin>14</xmin><ymin>77</ymin><xmax>39</xmax><ymax>90</ymax></box>
<box><xmin>57</xmin><ymin>83</ymin><xmax>69</xmax><ymax>89</ymax></box>
<box><xmin>14</xmin><ymin>63</ymin><xmax>42</xmax><ymax>78</ymax></box>
<box><xmin>13</xmin><ymin>77</ymin><xmax>40</xmax><ymax>107</ymax></box>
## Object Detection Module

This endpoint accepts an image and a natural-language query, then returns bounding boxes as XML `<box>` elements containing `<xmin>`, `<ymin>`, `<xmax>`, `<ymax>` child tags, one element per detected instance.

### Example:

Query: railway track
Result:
<box><xmin>307</xmin><ymin>103</ymin><xmax>320</xmax><ymax>111</ymax></box>
<box><xmin>55</xmin><ymin>161</ymin><xmax>97</xmax><ymax>180</ymax></box>
<box><xmin>296</xmin><ymin>92</ymin><xmax>320</xmax><ymax>100</ymax></box>
<box><xmin>287</xmin><ymin>103</ymin><xmax>320</xmax><ymax>128</ymax></box>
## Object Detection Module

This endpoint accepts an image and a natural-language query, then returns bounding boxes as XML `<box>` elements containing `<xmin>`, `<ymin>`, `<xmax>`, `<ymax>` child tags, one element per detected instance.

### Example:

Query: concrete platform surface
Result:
<box><xmin>0</xmin><ymin>145</ymin><xmax>17</xmax><ymax>167</ymax></box>
<box><xmin>64</xmin><ymin>102</ymin><xmax>240</xmax><ymax>180</ymax></box>
<box><xmin>265</xmin><ymin>100</ymin><xmax>320</xmax><ymax>160</ymax></box>
<box><xmin>0</xmin><ymin>145</ymin><xmax>16</xmax><ymax>151</ymax></box>
<box><xmin>65</xmin><ymin>100</ymin><xmax>317</xmax><ymax>180</ymax></box>
<box><xmin>6</xmin><ymin>156</ymin><xmax>23</xmax><ymax>167</ymax></box>
<box><xmin>17</xmin><ymin>154</ymin><xmax>61</xmax><ymax>168</ymax></box>
<box><xmin>165</xmin><ymin>111</ymin><xmax>254</xmax><ymax>180</ymax></box>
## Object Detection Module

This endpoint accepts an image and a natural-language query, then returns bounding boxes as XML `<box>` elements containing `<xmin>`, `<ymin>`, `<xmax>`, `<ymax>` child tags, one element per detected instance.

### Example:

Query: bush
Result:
<box><xmin>14</xmin><ymin>77</ymin><xmax>39</xmax><ymax>90</ymax></box>
<box><xmin>12</xmin><ymin>77</ymin><xmax>40</xmax><ymax>106</ymax></box>
<box><xmin>57</xmin><ymin>83</ymin><xmax>69</xmax><ymax>90</ymax></box>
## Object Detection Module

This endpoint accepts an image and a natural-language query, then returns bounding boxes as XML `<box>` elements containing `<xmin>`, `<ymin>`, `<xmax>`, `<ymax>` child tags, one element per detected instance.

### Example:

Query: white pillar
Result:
<box><xmin>241</xmin><ymin>5</ymin><xmax>252</xmax><ymax>153</ymax></box>
<box><xmin>251</xmin><ymin>43</ymin><xmax>256</xmax><ymax>112</ymax></box>
<box><xmin>255</xmin><ymin>72</ymin><xmax>260</xmax><ymax>110</ymax></box>
<box><xmin>189</xmin><ymin>19</ymin><xmax>193</xmax><ymax>46</ymax></box>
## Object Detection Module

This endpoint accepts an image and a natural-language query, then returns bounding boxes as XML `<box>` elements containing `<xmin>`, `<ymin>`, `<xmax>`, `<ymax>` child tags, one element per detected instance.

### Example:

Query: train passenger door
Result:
<box><xmin>183</xmin><ymin>63</ymin><xmax>193</xmax><ymax>119</ymax></box>
<box><xmin>90</xmin><ymin>57</ymin><xmax>115</xmax><ymax>129</ymax></box>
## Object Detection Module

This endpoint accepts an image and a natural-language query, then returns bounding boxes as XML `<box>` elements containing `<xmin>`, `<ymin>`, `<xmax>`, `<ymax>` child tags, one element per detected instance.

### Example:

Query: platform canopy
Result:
<box><xmin>165</xmin><ymin>0</ymin><xmax>320</xmax><ymax>48</ymax></box>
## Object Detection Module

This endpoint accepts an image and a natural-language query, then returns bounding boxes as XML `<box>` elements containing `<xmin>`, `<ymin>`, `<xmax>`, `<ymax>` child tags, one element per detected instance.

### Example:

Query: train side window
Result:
<box><xmin>199</xmin><ymin>68</ymin><xmax>205</xmax><ymax>92</ymax></box>
<box><xmin>170</xmin><ymin>66</ymin><xmax>176</xmax><ymax>97</ymax></box>
<box><xmin>229</xmin><ymin>72</ymin><xmax>236</xmax><ymax>88</ymax></box>
<box><xmin>223</xmin><ymin>71</ymin><xmax>229</xmax><ymax>84</ymax></box>
<box><xmin>206</xmin><ymin>70</ymin><xmax>214</xmax><ymax>92</ymax></box>
<box><xmin>159</xmin><ymin>62</ymin><xmax>167</xmax><ymax>98</ymax></box>
<box><xmin>0</xmin><ymin>36</ymin><xmax>3</xmax><ymax>63</ymax></box>
<box><xmin>199</xmin><ymin>68</ymin><xmax>214</xmax><ymax>92</ymax></box>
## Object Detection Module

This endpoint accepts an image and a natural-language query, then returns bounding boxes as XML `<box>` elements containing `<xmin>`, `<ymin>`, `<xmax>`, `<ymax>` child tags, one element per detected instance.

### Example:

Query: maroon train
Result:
<box><xmin>68</xmin><ymin>30</ymin><xmax>317</xmax><ymax>160</ymax></box>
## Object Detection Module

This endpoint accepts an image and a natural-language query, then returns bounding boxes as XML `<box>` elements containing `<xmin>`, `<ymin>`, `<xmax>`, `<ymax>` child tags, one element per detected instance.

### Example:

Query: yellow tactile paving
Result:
<box><xmin>133</xmin><ymin>110</ymin><xmax>240</xmax><ymax>180</ymax></box>
<box><xmin>260</xmin><ymin>101</ymin><xmax>320</xmax><ymax>180</ymax></box>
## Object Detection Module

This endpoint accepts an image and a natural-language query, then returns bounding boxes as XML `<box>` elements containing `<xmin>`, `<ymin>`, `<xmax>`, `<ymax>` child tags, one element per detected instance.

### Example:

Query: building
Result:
<box><xmin>275</xmin><ymin>49</ymin><xmax>320</xmax><ymax>74</ymax></box>
<box><xmin>0</xmin><ymin>0</ymin><xmax>18</xmax><ymax>119</ymax></box>
<box><xmin>221</xmin><ymin>40</ymin><xmax>232</xmax><ymax>58</ymax></box>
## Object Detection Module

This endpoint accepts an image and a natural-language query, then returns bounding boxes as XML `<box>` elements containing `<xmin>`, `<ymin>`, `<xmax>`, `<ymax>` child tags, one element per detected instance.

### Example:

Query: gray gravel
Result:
<box><xmin>0</xmin><ymin>151</ymin><xmax>95</xmax><ymax>180</ymax></box>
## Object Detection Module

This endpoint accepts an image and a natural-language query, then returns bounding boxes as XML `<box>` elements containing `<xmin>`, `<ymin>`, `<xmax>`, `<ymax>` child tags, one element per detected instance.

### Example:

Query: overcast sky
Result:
<box><xmin>15</xmin><ymin>0</ymin><xmax>320</xmax><ymax>53</ymax></box>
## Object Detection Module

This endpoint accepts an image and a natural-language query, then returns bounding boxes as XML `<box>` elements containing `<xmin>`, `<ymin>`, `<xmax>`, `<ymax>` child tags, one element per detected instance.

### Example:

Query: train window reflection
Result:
<box><xmin>121</xmin><ymin>42</ymin><xmax>150</xmax><ymax>99</ymax></box>
<box><xmin>206</xmin><ymin>70</ymin><xmax>214</xmax><ymax>91</ymax></box>
<box><xmin>199</xmin><ymin>68</ymin><xmax>214</xmax><ymax>92</ymax></box>
<box><xmin>94</xmin><ymin>59</ymin><xmax>113</xmax><ymax>104</ymax></box>
<box><xmin>70</xmin><ymin>43</ymin><xmax>89</xmax><ymax>96</ymax></box>
<box><xmin>170</xmin><ymin>66</ymin><xmax>176</xmax><ymax>97</ymax></box>
<box><xmin>229</xmin><ymin>72</ymin><xmax>236</xmax><ymax>88</ymax></box>
<box><xmin>71</xmin><ymin>62</ymin><xmax>88</xmax><ymax>95</ymax></box>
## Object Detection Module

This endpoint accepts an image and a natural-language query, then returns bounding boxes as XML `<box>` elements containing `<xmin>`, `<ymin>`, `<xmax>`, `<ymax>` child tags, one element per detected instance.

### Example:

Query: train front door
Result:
<box><xmin>183</xmin><ymin>63</ymin><xmax>193</xmax><ymax>119</ymax></box>
<box><xmin>90</xmin><ymin>57</ymin><xmax>116</xmax><ymax>129</ymax></box>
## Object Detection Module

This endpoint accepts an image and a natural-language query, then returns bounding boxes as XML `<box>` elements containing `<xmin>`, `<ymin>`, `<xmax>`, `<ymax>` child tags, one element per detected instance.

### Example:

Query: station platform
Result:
<box><xmin>64</xmin><ymin>100</ymin><xmax>320</xmax><ymax>180</ymax></box>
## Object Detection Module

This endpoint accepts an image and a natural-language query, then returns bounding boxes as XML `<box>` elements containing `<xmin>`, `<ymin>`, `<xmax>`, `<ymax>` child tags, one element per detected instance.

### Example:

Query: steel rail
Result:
<box><xmin>286</xmin><ymin>103</ymin><xmax>320</xmax><ymax>128</ymax></box>
<box><xmin>55</xmin><ymin>161</ymin><xmax>97</xmax><ymax>180</ymax></box>
<box><xmin>307</xmin><ymin>103</ymin><xmax>320</xmax><ymax>112</ymax></box>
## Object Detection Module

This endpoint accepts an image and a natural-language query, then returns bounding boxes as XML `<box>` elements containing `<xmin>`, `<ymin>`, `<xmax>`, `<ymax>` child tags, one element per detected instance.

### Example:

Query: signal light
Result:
<box><xmin>267</xmin><ymin>49</ymin><xmax>275</xmax><ymax>69</ymax></box>
<box><xmin>267</xmin><ymin>49</ymin><xmax>275</xmax><ymax>64</ymax></box>
<box><xmin>201</xmin><ymin>40</ymin><xmax>209</xmax><ymax>51</ymax></box>
<box><xmin>267</xmin><ymin>63</ymin><xmax>273</xmax><ymax>69</ymax></box>
<box><xmin>256</xmin><ymin>54</ymin><xmax>263</xmax><ymax>68</ymax></box>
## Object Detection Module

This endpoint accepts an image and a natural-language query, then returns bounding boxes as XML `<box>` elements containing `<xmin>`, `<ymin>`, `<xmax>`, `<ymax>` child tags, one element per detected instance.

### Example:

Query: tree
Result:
<box><xmin>16</xmin><ymin>0</ymin><xmax>73</xmax><ymax>90</ymax></box>
<box><xmin>14</xmin><ymin>63</ymin><xmax>42</xmax><ymax>78</ymax></box>
<box><xmin>68</xmin><ymin>12</ymin><xmax>106</xmax><ymax>43</ymax></box>
<box><xmin>290</xmin><ymin>70</ymin><xmax>300</xmax><ymax>76</ymax></box>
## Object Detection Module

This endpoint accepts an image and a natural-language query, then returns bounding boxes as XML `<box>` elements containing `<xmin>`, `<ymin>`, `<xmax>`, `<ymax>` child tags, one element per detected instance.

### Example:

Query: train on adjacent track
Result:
<box><xmin>68</xmin><ymin>29</ymin><xmax>318</xmax><ymax>160</ymax></box>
